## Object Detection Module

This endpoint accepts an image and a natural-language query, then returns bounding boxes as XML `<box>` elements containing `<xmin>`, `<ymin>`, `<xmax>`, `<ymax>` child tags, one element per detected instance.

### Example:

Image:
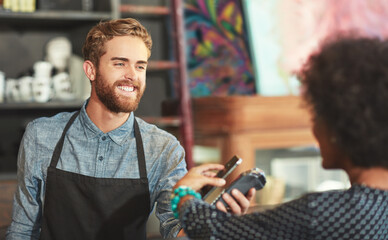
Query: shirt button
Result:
<box><xmin>98</xmin><ymin>156</ymin><xmax>103</xmax><ymax>161</ymax></box>
<box><xmin>102</xmin><ymin>136</ymin><xmax>106</xmax><ymax>141</ymax></box>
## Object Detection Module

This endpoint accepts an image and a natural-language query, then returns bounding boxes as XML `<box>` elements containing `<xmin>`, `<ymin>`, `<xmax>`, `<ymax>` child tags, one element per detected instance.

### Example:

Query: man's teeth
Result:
<box><xmin>118</xmin><ymin>86</ymin><xmax>134</xmax><ymax>92</ymax></box>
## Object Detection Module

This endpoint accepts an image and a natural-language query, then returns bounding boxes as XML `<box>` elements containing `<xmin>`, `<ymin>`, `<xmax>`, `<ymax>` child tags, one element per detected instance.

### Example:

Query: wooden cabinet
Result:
<box><xmin>192</xmin><ymin>95</ymin><xmax>316</xmax><ymax>181</ymax></box>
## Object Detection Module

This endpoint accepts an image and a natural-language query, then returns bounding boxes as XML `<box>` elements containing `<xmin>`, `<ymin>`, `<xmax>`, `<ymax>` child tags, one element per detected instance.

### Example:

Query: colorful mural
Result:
<box><xmin>184</xmin><ymin>0</ymin><xmax>256</xmax><ymax>97</ymax></box>
<box><xmin>244</xmin><ymin>0</ymin><xmax>388</xmax><ymax>96</ymax></box>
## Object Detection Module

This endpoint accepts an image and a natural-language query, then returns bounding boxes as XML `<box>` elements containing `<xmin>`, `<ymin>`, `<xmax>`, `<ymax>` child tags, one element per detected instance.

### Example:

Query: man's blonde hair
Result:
<box><xmin>82</xmin><ymin>18</ymin><xmax>152</xmax><ymax>67</ymax></box>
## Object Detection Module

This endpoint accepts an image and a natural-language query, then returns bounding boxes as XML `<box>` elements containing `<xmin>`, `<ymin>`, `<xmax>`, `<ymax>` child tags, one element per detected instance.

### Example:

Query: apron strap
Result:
<box><xmin>50</xmin><ymin>111</ymin><xmax>80</xmax><ymax>168</ymax></box>
<box><xmin>134</xmin><ymin>118</ymin><xmax>147</xmax><ymax>179</ymax></box>
<box><xmin>50</xmin><ymin>111</ymin><xmax>147</xmax><ymax>179</ymax></box>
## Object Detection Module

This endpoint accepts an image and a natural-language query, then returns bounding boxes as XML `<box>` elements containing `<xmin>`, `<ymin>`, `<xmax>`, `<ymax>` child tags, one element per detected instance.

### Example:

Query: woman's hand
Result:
<box><xmin>173</xmin><ymin>163</ymin><xmax>256</xmax><ymax>216</ymax></box>
<box><xmin>173</xmin><ymin>163</ymin><xmax>226</xmax><ymax>192</ymax></box>
<box><xmin>215</xmin><ymin>188</ymin><xmax>256</xmax><ymax>214</ymax></box>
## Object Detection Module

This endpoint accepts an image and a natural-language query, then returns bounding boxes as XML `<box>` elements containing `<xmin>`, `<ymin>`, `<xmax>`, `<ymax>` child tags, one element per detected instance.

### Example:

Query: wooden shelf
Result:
<box><xmin>193</xmin><ymin>95</ymin><xmax>312</xmax><ymax>135</ymax></box>
<box><xmin>147</xmin><ymin>60</ymin><xmax>178</xmax><ymax>71</ymax></box>
<box><xmin>141</xmin><ymin>116</ymin><xmax>181</xmax><ymax>128</ymax></box>
<box><xmin>0</xmin><ymin>179</ymin><xmax>17</xmax><ymax>227</ymax></box>
<box><xmin>120</xmin><ymin>5</ymin><xmax>169</xmax><ymax>16</ymax></box>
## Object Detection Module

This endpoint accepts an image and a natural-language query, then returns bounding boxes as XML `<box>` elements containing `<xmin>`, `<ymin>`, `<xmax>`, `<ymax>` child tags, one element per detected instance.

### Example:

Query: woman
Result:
<box><xmin>172</xmin><ymin>36</ymin><xmax>388</xmax><ymax>239</ymax></box>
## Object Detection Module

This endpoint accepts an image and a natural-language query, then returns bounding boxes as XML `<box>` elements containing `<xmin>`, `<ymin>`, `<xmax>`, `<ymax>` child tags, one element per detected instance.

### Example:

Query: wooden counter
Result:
<box><xmin>192</xmin><ymin>95</ymin><xmax>316</xmax><ymax>181</ymax></box>
<box><xmin>0</xmin><ymin>179</ymin><xmax>17</xmax><ymax>232</ymax></box>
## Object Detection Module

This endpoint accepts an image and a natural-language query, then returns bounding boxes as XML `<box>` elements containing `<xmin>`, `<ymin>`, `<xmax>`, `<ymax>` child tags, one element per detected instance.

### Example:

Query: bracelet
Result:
<box><xmin>171</xmin><ymin>186</ymin><xmax>201</xmax><ymax>219</ymax></box>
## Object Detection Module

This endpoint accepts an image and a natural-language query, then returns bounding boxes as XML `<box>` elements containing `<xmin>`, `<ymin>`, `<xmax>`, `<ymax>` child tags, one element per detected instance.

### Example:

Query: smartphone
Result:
<box><xmin>217</xmin><ymin>168</ymin><xmax>266</xmax><ymax>206</ymax></box>
<box><xmin>200</xmin><ymin>155</ymin><xmax>243</xmax><ymax>199</ymax></box>
<box><xmin>204</xmin><ymin>168</ymin><xmax>266</xmax><ymax>206</ymax></box>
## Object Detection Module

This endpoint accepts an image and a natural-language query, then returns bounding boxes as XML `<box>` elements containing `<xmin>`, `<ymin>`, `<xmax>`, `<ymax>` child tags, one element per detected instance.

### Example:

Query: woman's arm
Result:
<box><xmin>173</xmin><ymin>164</ymin><xmax>255</xmax><ymax>217</ymax></box>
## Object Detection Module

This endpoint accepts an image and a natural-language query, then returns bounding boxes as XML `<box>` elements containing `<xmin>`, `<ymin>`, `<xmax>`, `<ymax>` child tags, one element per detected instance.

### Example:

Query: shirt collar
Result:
<box><xmin>79</xmin><ymin>100</ymin><xmax>135</xmax><ymax>146</ymax></box>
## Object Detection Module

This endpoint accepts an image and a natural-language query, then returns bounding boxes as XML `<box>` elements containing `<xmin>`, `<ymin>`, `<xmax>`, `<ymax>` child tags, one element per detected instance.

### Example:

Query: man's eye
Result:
<box><xmin>115</xmin><ymin>63</ymin><xmax>124</xmax><ymax>66</ymax></box>
<box><xmin>138</xmin><ymin>65</ymin><xmax>146</xmax><ymax>70</ymax></box>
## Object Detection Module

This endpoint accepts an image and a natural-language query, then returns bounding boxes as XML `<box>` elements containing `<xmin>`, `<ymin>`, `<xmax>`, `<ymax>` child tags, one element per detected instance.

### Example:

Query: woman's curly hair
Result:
<box><xmin>82</xmin><ymin>18</ymin><xmax>152</xmax><ymax>68</ymax></box>
<box><xmin>299</xmin><ymin>36</ymin><xmax>388</xmax><ymax>169</ymax></box>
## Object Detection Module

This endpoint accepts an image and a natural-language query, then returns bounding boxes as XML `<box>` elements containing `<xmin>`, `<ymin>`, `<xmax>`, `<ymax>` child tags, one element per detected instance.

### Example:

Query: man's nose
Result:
<box><xmin>124</xmin><ymin>66</ymin><xmax>137</xmax><ymax>80</ymax></box>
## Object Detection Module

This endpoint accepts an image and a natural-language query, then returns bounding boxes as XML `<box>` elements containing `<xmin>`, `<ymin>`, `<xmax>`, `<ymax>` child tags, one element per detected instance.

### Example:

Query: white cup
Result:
<box><xmin>5</xmin><ymin>79</ymin><xmax>19</xmax><ymax>102</ymax></box>
<box><xmin>33</xmin><ymin>61</ymin><xmax>53</xmax><ymax>78</ymax></box>
<box><xmin>32</xmin><ymin>77</ymin><xmax>52</xmax><ymax>103</ymax></box>
<box><xmin>18</xmin><ymin>76</ymin><xmax>34</xmax><ymax>102</ymax></box>
<box><xmin>53</xmin><ymin>72</ymin><xmax>75</xmax><ymax>101</ymax></box>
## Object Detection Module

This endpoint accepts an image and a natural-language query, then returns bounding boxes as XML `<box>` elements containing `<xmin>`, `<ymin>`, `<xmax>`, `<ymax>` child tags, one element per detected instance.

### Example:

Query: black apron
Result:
<box><xmin>40</xmin><ymin>112</ymin><xmax>151</xmax><ymax>240</ymax></box>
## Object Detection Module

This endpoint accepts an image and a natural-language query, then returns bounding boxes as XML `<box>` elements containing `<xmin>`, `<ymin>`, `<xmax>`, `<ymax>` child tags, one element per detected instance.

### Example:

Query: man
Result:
<box><xmin>6</xmin><ymin>18</ymin><xmax>254</xmax><ymax>240</ymax></box>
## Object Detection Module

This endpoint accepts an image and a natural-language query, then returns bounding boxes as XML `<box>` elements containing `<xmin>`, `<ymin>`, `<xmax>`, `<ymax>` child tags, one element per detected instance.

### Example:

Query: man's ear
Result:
<box><xmin>83</xmin><ymin>60</ymin><xmax>96</xmax><ymax>82</ymax></box>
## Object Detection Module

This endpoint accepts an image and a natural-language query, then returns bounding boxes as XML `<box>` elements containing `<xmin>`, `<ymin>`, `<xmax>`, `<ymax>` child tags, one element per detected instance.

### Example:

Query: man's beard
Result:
<box><xmin>94</xmin><ymin>71</ymin><xmax>145</xmax><ymax>114</ymax></box>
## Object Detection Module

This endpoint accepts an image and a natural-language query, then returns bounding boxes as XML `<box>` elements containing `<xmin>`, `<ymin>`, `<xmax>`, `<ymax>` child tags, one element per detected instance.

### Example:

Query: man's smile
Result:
<box><xmin>117</xmin><ymin>85</ymin><xmax>135</xmax><ymax>92</ymax></box>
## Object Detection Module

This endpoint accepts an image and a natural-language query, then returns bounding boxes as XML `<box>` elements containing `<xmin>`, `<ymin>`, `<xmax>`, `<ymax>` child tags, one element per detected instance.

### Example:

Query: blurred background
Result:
<box><xmin>1</xmin><ymin>0</ymin><xmax>387</xmax><ymax>238</ymax></box>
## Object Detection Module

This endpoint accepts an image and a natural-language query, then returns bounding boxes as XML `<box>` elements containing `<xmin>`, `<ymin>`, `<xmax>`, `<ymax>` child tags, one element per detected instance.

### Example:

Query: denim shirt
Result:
<box><xmin>6</xmin><ymin>101</ymin><xmax>187</xmax><ymax>239</ymax></box>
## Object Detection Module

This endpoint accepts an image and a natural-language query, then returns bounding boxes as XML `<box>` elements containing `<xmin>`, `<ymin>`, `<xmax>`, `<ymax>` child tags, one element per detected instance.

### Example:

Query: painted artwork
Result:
<box><xmin>184</xmin><ymin>0</ymin><xmax>256</xmax><ymax>97</ymax></box>
<box><xmin>244</xmin><ymin>0</ymin><xmax>388</xmax><ymax>96</ymax></box>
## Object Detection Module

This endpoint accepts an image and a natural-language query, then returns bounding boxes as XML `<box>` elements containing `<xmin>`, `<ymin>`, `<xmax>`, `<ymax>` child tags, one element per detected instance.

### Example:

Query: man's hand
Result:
<box><xmin>173</xmin><ymin>163</ymin><xmax>226</xmax><ymax>192</ymax></box>
<box><xmin>215</xmin><ymin>188</ymin><xmax>256</xmax><ymax>214</ymax></box>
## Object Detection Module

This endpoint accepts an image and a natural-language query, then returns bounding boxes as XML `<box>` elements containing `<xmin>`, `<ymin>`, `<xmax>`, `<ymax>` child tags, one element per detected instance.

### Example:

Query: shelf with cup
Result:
<box><xmin>0</xmin><ymin>99</ymin><xmax>85</xmax><ymax>110</ymax></box>
<box><xmin>0</xmin><ymin>11</ymin><xmax>112</xmax><ymax>28</ymax></box>
<box><xmin>0</xmin><ymin>1</ymin><xmax>113</xmax><ymax>182</ymax></box>
<box><xmin>0</xmin><ymin>0</ymin><xmax>114</xmax><ymax>27</ymax></box>
<box><xmin>0</xmin><ymin>10</ymin><xmax>112</xmax><ymax>21</ymax></box>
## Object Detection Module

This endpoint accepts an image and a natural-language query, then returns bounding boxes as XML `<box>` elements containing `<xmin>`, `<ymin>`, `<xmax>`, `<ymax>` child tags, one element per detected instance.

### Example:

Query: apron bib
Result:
<box><xmin>40</xmin><ymin>112</ymin><xmax>151</xmax><ymax>240</ymax></box>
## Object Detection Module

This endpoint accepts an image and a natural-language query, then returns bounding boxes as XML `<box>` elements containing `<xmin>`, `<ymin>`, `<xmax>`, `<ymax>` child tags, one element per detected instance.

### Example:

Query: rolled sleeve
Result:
<box><xmin>6</xmin><ymin>122</ymin><xmax>43</xmax><ymax>239</ymax></box>
<box><xmin>153</xmin><ymin>140</ymin><xmax>187</xmax><ymax>238</ymax></box>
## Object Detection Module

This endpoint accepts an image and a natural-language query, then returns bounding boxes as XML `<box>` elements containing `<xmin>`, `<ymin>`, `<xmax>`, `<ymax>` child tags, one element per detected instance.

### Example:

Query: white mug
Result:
<box><xmin>18</xmin><ymin>76</ymin><xmax>34</xmax><ymax>102</ymax></box>
<box><xmin>5</xmin><ymin>79</ymin><xmax>19</xmax><ymax>102</ymax></box>
<box><xmin>33</xmin><ymin>61</ymin><xmax>53</xmax><ymax>78</ymax></box>
<box><xmin>32</xmin><ymin>77</ymin><xmax>52</xmax><ymax>103</ymax></box>
<box><xmin>53</xmin><ymin>72</ymin><xmax>75</xmax><ymax>101</ymax></box>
